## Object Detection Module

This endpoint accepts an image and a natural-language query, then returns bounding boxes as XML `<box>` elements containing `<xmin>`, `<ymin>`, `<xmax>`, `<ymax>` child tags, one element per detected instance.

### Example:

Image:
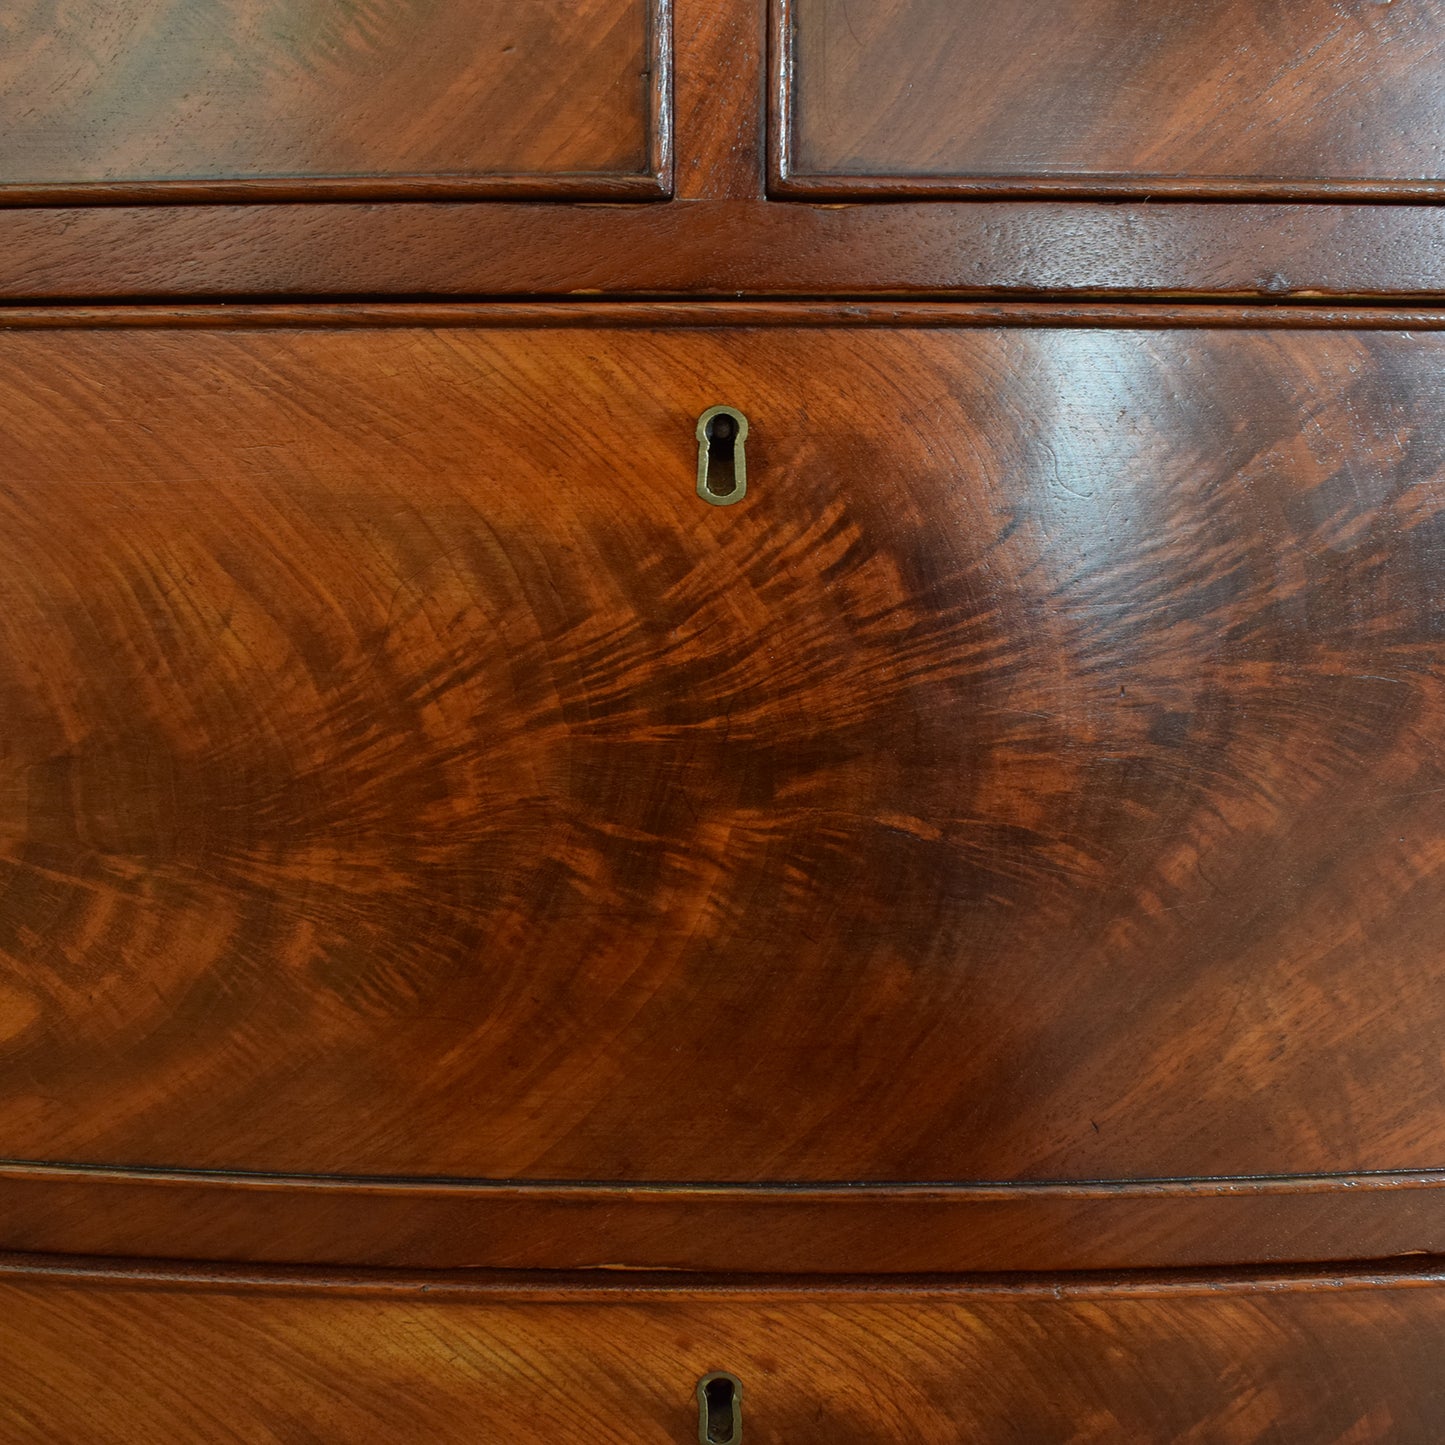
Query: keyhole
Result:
<box><xmin>696</xmin><ymin>406</ymin><xmax>749</xmax><ymax>506</ymax></box>
<box><xmin>697</xmin><ymin>1371</ymin><xmax>742</xmax><ymax>1444</ymax></box>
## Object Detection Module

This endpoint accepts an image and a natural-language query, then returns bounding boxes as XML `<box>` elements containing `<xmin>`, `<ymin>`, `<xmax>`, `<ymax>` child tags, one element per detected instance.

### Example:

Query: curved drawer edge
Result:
<box><xmin>5</xmin><ymin>1162</ymin><xmax>1445</xmax><ymax>1273</ymax></box>
<box><xmin>2</xmin><ymin>1252</ymin><xmax>1444</xmax><ymax>1443</ymax></box>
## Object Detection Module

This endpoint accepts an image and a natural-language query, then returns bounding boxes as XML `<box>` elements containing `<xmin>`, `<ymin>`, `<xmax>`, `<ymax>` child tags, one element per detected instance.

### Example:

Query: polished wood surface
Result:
<box><xmin>7</xmin><ymin>1161</ymin><xmax>1445</xmax><ymax>1274</ymax></box>
<box><xmin>8</xmin><ymin>300</ymin><xmax>1445</xmax><ymax>333</ymax></box>
<box><xmin>2</xmin><ymin>1255</ymin><xmax>1445</xmax><ymax>1443</ymax></box>
<box><xmin>5</xmin><ymin>198</ymin><xmax>1444</xmax><ymax>301</ymax></box>
<box><xmin>675</xmin><ymin>0</ymin><xmax>765</xmax><ymax>197</ymax></box>
<box><xmin>3</xmin><ymin>313</ymin><xmax>1445</xmax><ymax>1197</ymax></box>
<box><xmin>11</xmin><ymin>300</ymin><xmax>1445</xmax><ymax>333</ymax></box>
<box><xmin>7</xmin><ymin>2</ymin><xmax>1445</xmax><ymax>1430</ymax></box>
<box><xmin>0</xmin><ymin>0</ymin><xmax>668</xmax><ymax>202</ymax></box>
<box><xmin>779</xmin><ymin>0</ymin><xmax>1445</xmax><ymax>199</ymax></box>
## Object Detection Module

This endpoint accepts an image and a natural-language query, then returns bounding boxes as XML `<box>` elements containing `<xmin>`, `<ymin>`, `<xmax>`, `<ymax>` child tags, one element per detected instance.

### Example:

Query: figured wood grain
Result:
<box><xmin>779</xmin><ymin>0</ymin><xmax>1445</xmax><ymax>198</ymax></box>
<box><xmin>0</xmin><ymin>0</ymin><xmax>668</xmax><ymax>201</ymax></box>
<box><xmin>3</xmin><ymin>317</ymin><xmax>1445</xmax><ymax>1196</ymax></box>
<box><xmin>1</xmin><ymin>1256</ymin><xmax>1444</xmax><ymax>1443</ymax></box>
<box><xmin>5</xmin><ymin>199</ymin><xmax>1445</xmax><ymax>301</ymax></box>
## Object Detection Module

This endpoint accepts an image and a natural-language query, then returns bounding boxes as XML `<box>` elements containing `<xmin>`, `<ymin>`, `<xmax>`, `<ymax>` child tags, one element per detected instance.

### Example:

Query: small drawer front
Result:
<box><xmin>778</xmin><ymin>0</ymin><xmax>1445</xmax><ymax>198</ymax></box>
<box><xmin>0</xmin><ymin>0</ymin><xmax>667</xmax><ymax>202</ymax></box>
<box><xmin>2</xmin><ymin>1261</ymin><xmax>1444</xmax><ymax>1443</ymax></box>
<box><xmin>3</xmin><ymin>312</ymin><xmax>1445</xmax><ymax>1204</ymax></box>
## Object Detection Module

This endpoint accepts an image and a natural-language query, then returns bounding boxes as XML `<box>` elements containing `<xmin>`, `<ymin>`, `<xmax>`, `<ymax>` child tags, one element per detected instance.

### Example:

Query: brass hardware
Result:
<box><xmin>696</xmin><ymin>406</ymin><xmax>749</xmax><ymax>505</ymax></box>
<box><xmin>697</xmin><ymin>1372</ymin><xmax>742</xmax><ymax>1444</ymax></box>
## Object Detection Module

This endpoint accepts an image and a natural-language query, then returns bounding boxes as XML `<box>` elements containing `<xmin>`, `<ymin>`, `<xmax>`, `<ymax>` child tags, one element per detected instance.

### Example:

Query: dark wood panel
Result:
<box><xmin>0</xmin><ymin>0</ymin><xmax>668</xmax><ymax>202</ymax></box>
<box><xmin>4</xmin><ymin>200</ymin><xmax>1444</xmax><ymax>300</ymax></box>
<box><xmin>5</xmin><ymin>1162</ymin><xmax>1445</xmax><ymax>1274</ymax></box>
<box><xmin>3</xmin><ymin>315</ymin><xmax>1445</xmax><ymax>1189</ymax></box>
<box><xmin>1</xmin><ymin>1255</ymin><xmax>1444</xmax><ymax>1443</ymax></box>
<box><xmin>778</xmin><ymin>0</ymin><xmax>1445</xmax><ymax>199</ymax></box>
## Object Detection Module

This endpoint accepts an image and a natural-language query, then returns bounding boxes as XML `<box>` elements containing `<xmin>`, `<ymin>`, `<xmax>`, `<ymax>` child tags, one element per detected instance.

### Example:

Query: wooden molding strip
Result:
<box><xmin>771</xmin><ymin>173</ymin><xmax>1445</xmax><ymax>204</ymax></box>
<box><xmin>3</xmin><ymin>199</ymin><xmax>1441</xmax><ymax>301</ymax></box>
<box><xmin>4</xmin><ymin>1161</ymin><xmax>1445</xmax><ymax>1273</ymax></box>
<box><xmin>4</xmin><ymin>301</ymin><xmax>1445</xmax><ymax>331</ymax></box>
<box><xmin>0</xmin><ymin>174</ymin><xmax>674</xmax><ymax>206</ymax></box>
<box><xmin>2</xmin><ymin>1249</ymin><xmax>1444</xmax><ymax>1301</ymax></box>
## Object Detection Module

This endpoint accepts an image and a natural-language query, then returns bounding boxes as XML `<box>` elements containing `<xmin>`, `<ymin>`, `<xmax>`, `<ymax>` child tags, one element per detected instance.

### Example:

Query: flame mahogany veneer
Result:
<box><xmin>3</xmin><ymin>1</ymin><xmax>1445</xmax><ymax>1440</ymax></box>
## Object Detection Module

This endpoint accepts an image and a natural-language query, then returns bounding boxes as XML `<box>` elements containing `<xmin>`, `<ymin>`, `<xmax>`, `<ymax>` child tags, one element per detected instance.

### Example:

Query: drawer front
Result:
<box><xmin>2</xmin><ymin>310</ymin><xmax>1445</xmax><ymax>1197</ymax></box>
<box><xmin>1</xmin><ymin>1260</ymin><xmax>1444</xmax><ymax>1443</ymax></box>
<box><xmin>777</xmin><ymin>0</ymin><xmax>1445</xmax><ymax>198</ymax></box>
<box><xmin>0</xmin><ymin>0</ymin><xmax>667</xmax><ymax>202</ymax></box>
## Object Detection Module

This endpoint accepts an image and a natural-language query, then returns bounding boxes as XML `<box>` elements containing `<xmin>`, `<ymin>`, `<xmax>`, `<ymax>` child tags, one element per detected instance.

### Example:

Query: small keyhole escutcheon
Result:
<box><xmin>696</xmin><ymin>406</ymin><xmax>749</xmax><ymax>505</ymax></box>
<box><xmin>696</xmin><ymin>1371</ymin><xmax>743</xmax><ymax>1444</ymax></box>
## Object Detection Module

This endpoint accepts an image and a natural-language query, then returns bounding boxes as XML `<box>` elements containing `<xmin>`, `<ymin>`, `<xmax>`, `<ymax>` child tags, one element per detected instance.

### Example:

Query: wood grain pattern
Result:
<box><xmin>674</xmin><ymin>0</ymin><xmax>765</xmax><ymax>198</ymax></box>
<box><xmin>7</xmin><ymin>1161</ymin><xmax>1445</xmax><ymax>1274</ymax></box>
<box><xmin>0</xmin><ymin>0</ymin><xmax>668</xmax><ymax>201</ymax></box>
<box><xmin>778</xmin><ymin>0</ymin><xmax>1445</xmax><ymax>198</ymax></box>
<box><xmin>5</xmin><ymin>199</ymin><xmax>1444</xmax><ymax>301</ymax></box>
<box><xmin>4</xmin><ymin>316</ymin><xmax>1445</xmax><ymax>1198</ymax></box>
<box><xmin>10</xmin><ymin>301</ymin><xmax>1445</xmax><ymax>333</ymax></box>
<box><xmin>1</xmin><ymin>1255</ymin><xmax>1444</xmax><ymax>1443</ymax></box>
<box><xmin>9</xmin><ymin>2</ymin><xmax>1444</xmax><ymax>1429</ymax></box>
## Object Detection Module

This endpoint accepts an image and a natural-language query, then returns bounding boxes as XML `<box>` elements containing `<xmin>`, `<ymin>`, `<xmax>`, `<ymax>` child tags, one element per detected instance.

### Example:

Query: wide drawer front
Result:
<box><xmin>2</xmin><ymin>1257</ymin><xmax>1444</xmax><ymax>1443</ymax></box>
<box><xmin>3</xmin><ymin>306</ymin><xmax>1445</xmax><ymax>1218</ymax></box>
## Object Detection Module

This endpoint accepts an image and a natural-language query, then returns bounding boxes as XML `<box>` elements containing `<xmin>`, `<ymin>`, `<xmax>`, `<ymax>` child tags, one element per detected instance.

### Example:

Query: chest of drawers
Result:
<box><xmin>2</xmin><ymin>3</ymin><xmax>1445</xmax><ymax>1440</ymax></box>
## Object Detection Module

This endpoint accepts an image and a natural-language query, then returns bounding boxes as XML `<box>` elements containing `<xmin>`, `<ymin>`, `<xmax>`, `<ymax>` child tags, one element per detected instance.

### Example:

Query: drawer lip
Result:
<box><xmin>771</xmin><ymin>172</ymin><xmax>1445</xmax><ymax>205</ymax></box>
<box><xmin>4</xmin><ymin>301</ymin><xmax>1445</xmax><ymax>333</ymax></box>
<box><xmin>5</xmin><ymin>1253</ymin><xmax>1444</xmax><ymax>1444</ymax></box>
<box><xmin>0</xmin><ymin>172</ymin><xmax>675</xmax><ymax>207</ymax></box>
<box><xmin>6</xmin><ymin>1160</ymin><xmax>1445</xmax><ymax>1275</ymax></box>
<box><xmin>9</xmin><ymin>1157</ymin><xmax>1445</xmax><ymax>1197</ymax></box>
<box><xmin>4</xmin><ymin>1248</ymin><xmax>1445</xmax><ymax>1300</ymax></box>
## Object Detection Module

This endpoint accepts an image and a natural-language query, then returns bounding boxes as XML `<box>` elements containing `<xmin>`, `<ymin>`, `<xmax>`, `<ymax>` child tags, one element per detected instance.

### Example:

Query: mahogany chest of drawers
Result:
<box><xmin>3</xmin><ymin>2</ymin><xmax>1445</xmax><ymax>1440</ymax></box>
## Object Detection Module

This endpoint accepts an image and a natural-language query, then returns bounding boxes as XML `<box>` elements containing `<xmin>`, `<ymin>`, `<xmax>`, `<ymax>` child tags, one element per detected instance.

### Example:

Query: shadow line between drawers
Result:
<box><xmin>5</xmin><ymin>1158</ymin><xmax>1445</xmax><ymax>1194</ymax></box>
<box><xmin>4</xmin><ymin>1160</ymin><xmax>1445</xmax><ymax>1273</ymax></box>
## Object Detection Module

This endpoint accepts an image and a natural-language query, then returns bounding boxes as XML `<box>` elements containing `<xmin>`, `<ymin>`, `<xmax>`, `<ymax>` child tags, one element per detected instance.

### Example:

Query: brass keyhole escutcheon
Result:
<box><xmin>696</xmin><ymin>406</ymin><xmax>749</xmax><ymax>505</ymax></box>
<box><xmin>697</xmin><ymin>1372</ymin><xmax>743</xmax><ymax>1444</ymax></box>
